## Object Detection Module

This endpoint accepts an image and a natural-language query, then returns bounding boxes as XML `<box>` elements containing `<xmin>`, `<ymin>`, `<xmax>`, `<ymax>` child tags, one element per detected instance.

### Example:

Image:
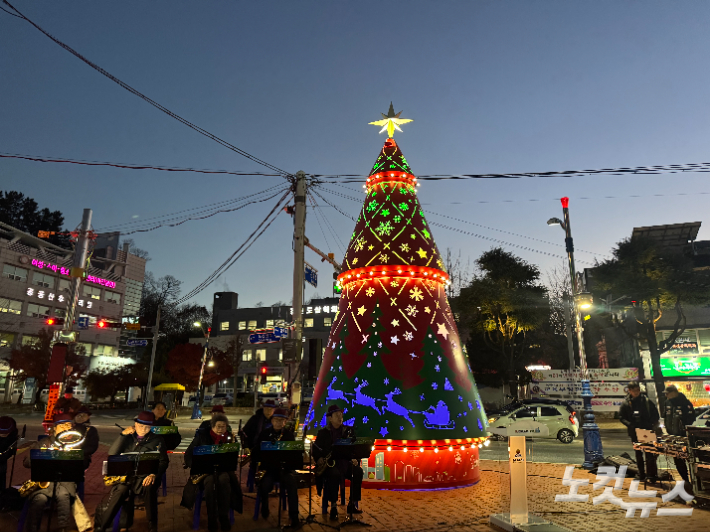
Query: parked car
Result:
<box><xmin>211</xmin><ymin>393</ymin><xmax>233</xmax><ymax>407</ymax></box>
<box><xmin>693</xmin><ymin>406</ymin><xmax>710</xmax><ymax>427</ymax></box>
<box><xmin>258</xmin><ymin>392</ymin><xmax>288</xmax><ymax>407</ymax></box>
<box><xmin>487</xmin><ymin>399</ymin><xmax>579</xmax><ymax>443</ymax></box>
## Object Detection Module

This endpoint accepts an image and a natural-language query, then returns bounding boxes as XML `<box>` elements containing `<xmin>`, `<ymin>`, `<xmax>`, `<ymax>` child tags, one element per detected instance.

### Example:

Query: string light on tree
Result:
<box><xmin>306</xmin><ymin>106</ymin><xmax>488</xmax><ymax>490</ymax></box>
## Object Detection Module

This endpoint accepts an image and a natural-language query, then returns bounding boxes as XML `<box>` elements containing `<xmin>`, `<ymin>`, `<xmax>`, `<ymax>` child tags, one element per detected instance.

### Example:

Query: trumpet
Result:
<box><xmin>104</xmin><ymin>476</ymin><xmax>127</xmax><ymax>486</ymax></box>
<box><xmin>19</xmin><ymin>480</ymin><xmax>49</xmax><ymax>497</ymax></box>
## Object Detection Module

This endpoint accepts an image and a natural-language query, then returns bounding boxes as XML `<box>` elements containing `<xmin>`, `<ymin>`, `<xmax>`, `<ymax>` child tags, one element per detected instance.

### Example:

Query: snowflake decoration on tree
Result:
<box><xmin>381</xmin><ymin>253</ymin><xmax>389</xmax><ymax>263</ymax></box>
<box><xmin>366</xmin><ymin>287</ymin><xmax>375</xmax><ymax>297</ymax></box>
<box><xmin>399</xmin><ymin>202</ymin><xmax>409</xmax><ymax>211</ymax></box>
<box><xmin>354</xmin><ymin>237</ymin><xmax>366</xmax><ymax>252</ymax></box>
<box><xmin>390</xmin><ymin>280</ymin><xmax>399</xmax><ymax>287</ymax></box>
<box><xmin>363</xmin><ymin>416</ymin><xmax>369</xmax><ymax>424</ymax></box>
<box><xmin>393</xmin><ymin>215</ymin><xmax>402</xmax><ymax>223</ymax></box>
<box><xmin>431</xmin><ymin>382</ymin><xmax>438</xmax><ymax>390</ymax></box>
<box><xmin>458</xmin><ymin>395</ymin><xmax>463</xmax><ymax>402</ymax></box>
<box><xmin>378</xmin><ymin>342</ymin><xmax>382</xmax><ymax>348</ymax></box>
<box><xmin>376</xmin><ymin>220</ymin><xmax>394</xmax><ymax>236</ymax></box>
<box><xmin>367</xmin><ymin>200</ymin><xmax>379</xmax><ymax>212</ymax></box>
<box><xmin>367</xmin><ymin>362</ymin><xmax>372</xmax><ymax>368</ymax></box>
<box><xmin>419</xmin><ymin>394</ymin><xmax>425</xmax><ymax>401</ymax></box>
<box><xmin>384</xmin><ymin>378</ymin><xmax>390</xmax><ymax>385</ymax></box>
<box><xmin>381</xmin><ymin>208</ymin><xmax>390</xmax><ymax>216</ymax></box>
<box><xmin>403</xmin><ymin>331</ymin><xmax>413</xmax><ymax>341</ymax></box>
<box><xmin>434</xmin><ymin>365</ymin><xmax>440</xmax><ymax>372</ymax></box>
<box><xmin>400</xmin><ymin>243</ymin><xmax>410</xmax><ymax>252</ymax></box>
<box><xmin>463</xmin><ymin>426</ymin><xmax>468</xmax><ymax>433</ymax></box>
<box><xmin>406</xmin><ymin>305</ymin><xmax>418</xmax><ymax>317</ymax></box>
<box><xmin>410</xmin><ymin>286</ymin><xmax>424</xmax><ymax>301</ymax></box>
<box><xmin>422</xmin><ymin>229</ymin><xmax>431</xmax><ymax>239</ymax></box>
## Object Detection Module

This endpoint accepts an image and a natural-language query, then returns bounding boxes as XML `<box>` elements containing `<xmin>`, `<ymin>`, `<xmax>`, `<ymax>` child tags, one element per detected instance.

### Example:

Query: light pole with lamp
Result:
<box><xmin>547</xmin><ymin>197</ymin><xmax>603</xmax><ymax>469</ymax></box>
<box><xmin>192</xmin><ymin>322</ymin><xmax>214</xmax><ymax>420</ymax></box>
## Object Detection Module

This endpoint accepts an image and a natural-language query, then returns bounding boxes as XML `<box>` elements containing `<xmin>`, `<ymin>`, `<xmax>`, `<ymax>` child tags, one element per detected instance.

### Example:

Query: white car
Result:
<box><xmin>692</xmin><ymin>407</ymin><xmax>710</xmax><ymax>427</ymax></box>
<box><xmin>487</xmin><ymin>400</ymin><xmax>579</xmax><ymax>443</ymax></box>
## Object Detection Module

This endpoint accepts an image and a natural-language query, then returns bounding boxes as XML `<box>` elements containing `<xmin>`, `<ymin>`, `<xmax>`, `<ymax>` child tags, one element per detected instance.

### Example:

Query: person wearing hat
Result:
<box><xmin>22</xmin><ymin>412</ymin><xmax>91</xmax><ymax>532</ymax></box>
<box><xmin>252</xmin><ymin>407</ymin><xmax>301</xmax><ymax>528</ymax></box>
<box><xmin>181</xmin><ymin>413</ymin><xmax>242</xmax><ymax>532</ymax></box>
<box><xmin>313</xmin><ymin>404</ymin><xmax>363</xmax><ymax>520</ymax></box>
<box><xmin>71</xmin><ymin>406</ymin><xmax>100</xmax><ymax>469</ymax></box>
<box><xmin>663</xmin><ymin>384</ymin><xmax>696</xmax><ymax>489</ymax></box>
<box><xmin>199</xmin><ymin>405</ymin><xmax>233</xmax><ymax>433</ymax></box>
<box><xmin>619</xmin><ymin>382</ymin><xmax>660</xmax><ymax>483</ymax></box>
<box><xmin>0</xmin><ymin>416</ymin><xmax>18</xmax><ymax>491</ymax></box>
<box><xmin>54</xmin><ymin>386</ymin><xmax>82</xmax><ymax>415</ymax></box>
<box><xmin>95</xmin><ymin>411</ymin><xmax>169</xmax><ymax>532</ymax></box>
<box><xmin>241</xmin><ymin>398</ymin><xmax>276</xmax><ymax>492</ymax></box>
<box><xmin>152</xmin><ymin>401</ymin><xmax>182</xmax><ymax>451</ymax></box>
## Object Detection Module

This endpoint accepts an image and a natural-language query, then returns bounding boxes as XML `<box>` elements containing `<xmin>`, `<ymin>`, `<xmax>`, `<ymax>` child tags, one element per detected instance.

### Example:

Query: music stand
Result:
<box><xmin>30</xmin><ymin>449</ymin><xmax>85</xmax><ymax>532</ymax></box>
<box><xmin>259</xmin><ymin>441</ymin><xmax>304</xmax><ymax>529</ymax></box>
<box><xmin>106</xmin><ymin>452</ymin><xmax>161</xmax><ymax>478</ymax></box>
<box><xmin>151</xmin><ymin>425</ymin><xmax>181</xmax><ymax>451</ymax></box>
<box><xmin>332</xmin><ymin>437</ymin><xmax>375</xmax><ymax>527</ymax></box>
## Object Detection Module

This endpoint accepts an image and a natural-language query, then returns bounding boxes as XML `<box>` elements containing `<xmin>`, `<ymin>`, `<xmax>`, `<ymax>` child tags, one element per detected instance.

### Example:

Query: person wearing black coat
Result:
<box><xmin>252</xmin><ymin>408</ymin><xmax>301</xmax><ymax>528</ymax></box>
<box><xmin>619</xmin><ymin>382</ymin><xmax>660</xmax><ymax>482</ymax></box>
<box><xmin>71</xmin><ymin>407</ymin><xmax>100</xmax><ymax>470</ymax></box>
<box><xmin>663</xmin><ymin>384</ymin><xmax>696</xmax><ymax>486</ymax></box>
<box><xmin>181</xmin><ymin>413</ymin><xmax>242</xmax><ymax>532</ymax></box>
<box><xmin>23</xmin><ymin>412</ymin><xmax>93</xmax><ymax>532</ymax></box>
<box><xmin>312</xmin><ymin>404</ymin><xmax>363</xmax><ymax>520</ymax></box>
<box><xmin>152</xmin><ymin>401</ymin><xmax>183</xmax><ymax>450</ymax></box>
<box><xmin>96</xmin><ymin>411</ymin><xmax>169</xmax><ymax>532</ymax></box>
<box><xmin>0</xmin><ymin>416</ymin><xmax>18</xmax><ymax>490</ymax></box>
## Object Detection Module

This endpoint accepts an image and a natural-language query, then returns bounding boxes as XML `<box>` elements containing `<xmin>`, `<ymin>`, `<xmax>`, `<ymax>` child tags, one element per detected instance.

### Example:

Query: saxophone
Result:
<box><xmin>190</xmin><ymin>474</ymin><xmax>209</xmax><ymax>484</ymax></box>
<box><xmin>19</xmin><ymin>481</ymin><xmax>50</xmax><ymax>497</ymax></box>
<box><xmin>104</xmin><ymin>476</ymin><xmax>127</xmax><ymax>486</ymax></box>
<box><xmin>314</xmin><ymin>426</ymin><xmax>353</xmax><ymax>476</ymax></box>
<box><xmin>255</xmin><ymin>431</ymin><xmax>283</xmax><ymax>484</ymax></box>
<box><xmin>22</xmin><ymin>430</ymin><xmax>87</xmax><ymax>495</ymax></box>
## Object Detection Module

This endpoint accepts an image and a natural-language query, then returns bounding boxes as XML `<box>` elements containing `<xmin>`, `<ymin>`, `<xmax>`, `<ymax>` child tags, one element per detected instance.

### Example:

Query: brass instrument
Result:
<box><xmin>104</xmin><ymin>476</ymin><xmax>127</xmax><ymax>486</ymax></box>
<box><xmin>19</xmin><ymin>480</ymin><xmax>50</xmax><ymax>497</ymax></box>
<box><xmin>189</xmin><ymin>474</ymin><xmax>209</xmax><ymax>485</ymax></box>
<box><xmin>314</xmin><ymin>426</ymin><xmax>353</xmax><ymax>476</ymax></box>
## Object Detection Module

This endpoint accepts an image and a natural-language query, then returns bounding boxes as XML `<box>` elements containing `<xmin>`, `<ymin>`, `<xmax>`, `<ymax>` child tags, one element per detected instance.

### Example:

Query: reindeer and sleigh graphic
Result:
<box><xmin>316</xmin><ymin>377</ymin><xmax>457</xmax><ymax>431</ymax></box>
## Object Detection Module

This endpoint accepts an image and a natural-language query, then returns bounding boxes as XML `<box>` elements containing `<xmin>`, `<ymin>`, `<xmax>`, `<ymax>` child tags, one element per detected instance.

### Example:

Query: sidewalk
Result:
<box><xmin>1</xmin><ymin>445</ymin><xmax>706</xmax><ymax>532</ymax></box>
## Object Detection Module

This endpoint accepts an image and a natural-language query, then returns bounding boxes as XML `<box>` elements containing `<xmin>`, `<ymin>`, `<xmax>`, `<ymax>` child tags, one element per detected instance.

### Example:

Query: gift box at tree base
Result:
<box><xmin>305</xmin><ymin>109</ymin><xmax>489</xmax><ymax>490</ymax></box>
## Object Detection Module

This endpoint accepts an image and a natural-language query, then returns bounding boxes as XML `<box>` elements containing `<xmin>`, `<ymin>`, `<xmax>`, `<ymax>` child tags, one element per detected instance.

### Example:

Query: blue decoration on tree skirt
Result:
<box><xmin>384</xmin><ymin>378</ymin><xmax>390</xmax><ymax>385</ymax></box>
<box><xmin>380</xmin><ymin>426</ymin><xmax>389</xmax><ymax>437</ymax></box>
<box><xmin>444</xmin><ymin>378</ymin><xmax>454</xmax><ymax>391</ymax></box>
<box><xmin>431</xmin><ymin>382</ymin><xmax>438</xmax><ymax>390</ymax></box>
<box><xmin>367</xmin><ymin>362</ymin><xmax>372</xmax><ymax>368</ymax></box>
<box><xmin>363</xmin><ymin>416</ymin><xmax>369</xmax><ymax>424</ymax></box>
<box><xmin>468</xmin><ymin>402</ymin><xmax>474</xmax><ymax>410</ymax></box>
<box><xmin>383</xmin><ymin>388</ymin><xmax>416</xmax><ymax>427</ymax></box>
<box><xmin>320</xmin><ymin>413</ymin><xmax>327</xmax><ymax>427</ymax></box>
<box><xmin>463</xmin><ymin>411</ymin><xmax>467</xmax><ymax>416</ymax></box>
<box><xmin>475</xmin><ymin>400</ymin><xmax>480</xmax><ymax>410</ymax></box>
<box><xmin>478</xmin><ymin>419</ymin><xmax>483</xmax><ymax>430</ymax></box>
<box><xmin>354</xmin><ymin>381</ymin><xmax>381</xmax><ymax>415</ymax></box>
<box><xmin>457</xmin><ymin>395</ymin><xmax>463</xmax><ymax>402</ymax></box>
<box><xmin>434</xmin><ymin>365</ymin><xmax>440</xmax><ymax>372</ymax></box>
<box><xmin>327</xmin><ymin>378</ymin><xmax>351</xmax><ymax>406</ymax></box>
<box><xmin>463</xmin><ymin>426</ymin><xmax>468</xmax><ymax>433</ymax></box>
<box><xmin>344</xmin><ymin>418</ymin><xmax>355</xmax><ymax>426</ymax></box>
<box><xmin>400</xmin><ymin>426</ymin><xmax>404</xmax><ymax>431</ymax></box>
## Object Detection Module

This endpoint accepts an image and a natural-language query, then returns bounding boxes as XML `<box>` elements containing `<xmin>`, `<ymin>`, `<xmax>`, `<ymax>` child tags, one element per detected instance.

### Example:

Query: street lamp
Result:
<box><xmin>192</xmin><ymin>321</ymin><xmax>211</xmax><ymax>420</ymax></box>
<box><xmin>548</xmin><ymin>197</ymin><xmax>603</xmax><ymax>469</ymax></box>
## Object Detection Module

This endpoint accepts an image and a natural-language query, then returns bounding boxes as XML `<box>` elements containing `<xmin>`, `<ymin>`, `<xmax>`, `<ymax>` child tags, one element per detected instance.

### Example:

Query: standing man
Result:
<box><xmin>312</xmin><ymin>405</ymin><xmax>363</xmax><ymax>520</ymax></box>
<box><xmin>54</xmin><ymin>386</ymin><xmax>82</xmax><ymax>414</ymax></box>
<box><xmin>242</xmin><ymin>399</ymin><xmax>276</xmax><ymax>492</ymax></box>
<box><xmin>252</xmin><ymin>408</ymin><xmax>301</xmax><ymax>528</ymax></box>
<box><xmin>663</xmin><ymin>384</ymin><xmax>696</xmax><ymax>489</ymax></box>
<box><xmin>153</xmin><ymin>401</ymin><xmax>182</xmax><ymax>451</ymax></box>
<box><xmin>96</xmin><ymin>411</ymin><xmax>169</xmax><ymax>532</ymax></box>
<box><xmin>619</xmin><ymin>382</ymin><xmax>660</xmax><ymax>483</ymax></box>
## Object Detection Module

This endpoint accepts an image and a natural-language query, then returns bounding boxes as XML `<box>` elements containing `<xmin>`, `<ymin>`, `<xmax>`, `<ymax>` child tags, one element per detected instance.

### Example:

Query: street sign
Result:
<box><xmin>282</xmin><ymin>339</ymin><xmax>298</xmax><ymax>362</ymax></box>
<box><xmin>125</xmin><ymin>323</ymin><xmax>141</xmax><ymax>330</ymax></box>
<box><xmin>126</xmin><ymin>339</ymin><xmax>148</xmax><ymax>347</ymax></box>
<box><xmin>77</xmin><ymin>316</ymin><xmax>89</xmax><ymax>330</ymax></box>
<box><xmin>22</xmin><ymin>378</ymin><xmax>36</xmax><ymax>405</ymax></box>
<box><xmin>274</xmin><ymin>326</ymin><xmax>289</xmax><ymax>339</ymax></box>
<box><xmin>249</xmin><ymin>331</ymin><xmax>278</xmax><ymax>344</ymax></box>
<box><xmin>305</xmin><ymin>262</ymin><xmax>318</xmax><ymax>288</ymax></box>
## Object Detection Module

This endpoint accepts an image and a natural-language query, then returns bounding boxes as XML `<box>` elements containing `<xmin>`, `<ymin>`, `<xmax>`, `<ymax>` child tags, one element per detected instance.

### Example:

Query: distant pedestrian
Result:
<box><xmin>54</xmin><ymin>386</ymin><xmax>82</xmax><ymax>414</ymax></box>
<box><xmin>619</xmin><ymin>381</ymin><xmax>660</xmax><ymax>483</ymax></box>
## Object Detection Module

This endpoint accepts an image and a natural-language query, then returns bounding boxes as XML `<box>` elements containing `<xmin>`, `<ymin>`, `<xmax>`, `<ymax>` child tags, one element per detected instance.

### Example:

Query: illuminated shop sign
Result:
<box><xmin>26</xmin><ymin>287</ymin><xmax>93</xmax><ymax>309</ymax></box>
<box><xmin>31</xmin><ymin>259</ymin><xmax>117</xmax><ymax>289</ymax></box>
<box><xmin>290</xmin><ymin>305</ymin><xmax>338</xmax><ymax>315</ymax></box>
<box><xmin>653</xmin><ymin>356</ymin><xmax>710</xmax><ymax>377</ymax></box>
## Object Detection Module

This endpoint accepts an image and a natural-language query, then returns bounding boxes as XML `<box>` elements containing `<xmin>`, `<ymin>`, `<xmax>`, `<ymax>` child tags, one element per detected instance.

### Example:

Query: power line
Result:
<box><xmin>2</xmin><ymin>0</ymin><xmax>292</xmax><ymax>178</ymax></box>
<box><xmin>97</xmin><ymin>184</ymin><xmax>286</xmax><ymax>231</ymax></box>
<box><xmin>307</xmin><ymin>194</ymin><xmax>335</xmax><ymax>256</ymax></box>
<box><xmin>175</xmin><ymin>190</ymin><xmax>291</xmax><ymax>304</ymax></box>
<box><xmin>0</xmin><ymin>4</ymin><xmax>20</xmax><ymax>17</ymax></box>
<box><xmin>0</xmin><ymin>153</ymin><xmax>287</xmax><ymax>177</ymax></box>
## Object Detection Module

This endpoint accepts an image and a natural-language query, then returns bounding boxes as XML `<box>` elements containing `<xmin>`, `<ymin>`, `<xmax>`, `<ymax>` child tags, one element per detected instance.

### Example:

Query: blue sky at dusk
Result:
<box><xmin>3</xmin><ymin>1</ymin><xmax>710</xmax><ymax>308</ymax></box>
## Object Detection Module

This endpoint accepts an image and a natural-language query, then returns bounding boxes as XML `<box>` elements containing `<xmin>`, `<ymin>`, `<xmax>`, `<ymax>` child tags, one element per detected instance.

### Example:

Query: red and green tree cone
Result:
<box><xmin>306</xmin><ymin>137</ymin><xmax>489</xmax><ymax>489</ymax></box>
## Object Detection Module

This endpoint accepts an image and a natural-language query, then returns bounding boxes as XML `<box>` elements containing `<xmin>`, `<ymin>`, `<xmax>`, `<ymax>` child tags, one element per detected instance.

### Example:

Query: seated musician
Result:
<box><xmin>181</xmin><ymin>413</ymin><xmax>242</xmax><ymax>532</ymax></box>
<box><xmin>22</xmin><ymin>412</ymin><xmax>92</xmax><ymax>532</ymax></box>
<box><xmin>313</xmin><ymin>404</ymin><xmax>363</xmax><ymax>520</ymax></box>
<box><xmin>199</xmin><ymin>405</ymin><xmax>233</xmax><ymax>433</ymax></box>
<box><xmin>152</xmin><ymin>401</ymin><xmax>182</xmax><ymax>450</ymax></box>
<box><xmin>252</xmin><ymin>407</ymin><xmax>301</xmax><ymax>528</ymax></box>
<box><xmin>0</xmin><ymin>416</ymin><xmax>18</xmax><ymax>491</ymax></box>
<box><xmin>96</xmin><ymin>411</ymin><xmax>169</xmax><ymax>532</ymax></box>
<box><xmin>71</xmin><ymin>406</ymin><xmax>99</xmax><ymax>469</ymax></box>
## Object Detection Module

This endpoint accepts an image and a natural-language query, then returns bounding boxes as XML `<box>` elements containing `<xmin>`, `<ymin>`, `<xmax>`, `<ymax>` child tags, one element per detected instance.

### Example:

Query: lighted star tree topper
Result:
<box><xmin>305</xmin><ymin>106</ymin><xmax>489</xmax><ymax>490</ymax></box>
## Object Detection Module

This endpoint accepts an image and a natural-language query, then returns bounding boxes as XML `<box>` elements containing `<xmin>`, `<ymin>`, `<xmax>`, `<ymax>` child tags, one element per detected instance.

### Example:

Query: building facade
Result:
<box><xmin>0</xmin><ymin>222</ymin><xmax>146</xmax><ymax>401</ymax></box>
<box><xmin>204</xmin><ymin>292</ymin><xmax>339</xmax><ymax>394</ymax></box>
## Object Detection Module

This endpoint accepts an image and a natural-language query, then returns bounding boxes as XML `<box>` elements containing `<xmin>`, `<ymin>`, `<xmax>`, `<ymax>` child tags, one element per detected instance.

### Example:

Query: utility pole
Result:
<box><xmin>44</xmin><ymin>209</ymin><xmax>92</xmax><ymax>431</ymax></box>
<box><xmin>191</xmin><ymin>324</ymin><xmax>211</xmax><ymax>419</ymax></box>
<box><xmin>144</xmin><ymin>305</ymin><xmax>161</xmax><ymax>411</ymax></box>
<box><xmin>291</xmin><ymin>171</ymin><xmax>307</xmax><ymax>369</ymax></box>
<box><xmin>564</xmin><ymin>294</ymin><xmax>575</xmax><ymax>370</ymax></box>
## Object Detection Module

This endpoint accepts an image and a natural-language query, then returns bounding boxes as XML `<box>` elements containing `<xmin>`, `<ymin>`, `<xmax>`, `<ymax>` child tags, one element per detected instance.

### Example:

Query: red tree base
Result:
<box><xmin>359</xmin><ymin>439</ymin><xmax>482</xmax><ymax>490</ymax></box>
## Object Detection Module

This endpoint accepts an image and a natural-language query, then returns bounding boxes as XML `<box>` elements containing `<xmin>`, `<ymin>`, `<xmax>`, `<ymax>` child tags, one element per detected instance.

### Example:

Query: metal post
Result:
<box><xmin>144</xmin><ymin>306</ymin><xmax>161</xmax><ymax>411</ymax></box>
<box><xmin>560</xmin><ymin>197</ymin><xmax>603</xmax><ymax>468</ymax></box>
<box><xmin>191</xmin><ymin>327</ymin><xmax>210</xmax><ymax>419</ymax></box>
<box><xmin>292</xmin><ymin>171</ymin><xmax>307</xmax><ymax>366</ymax></box>
<box><xmin>564</xmin><ymin>294</ymin><xmax>575</xmax><ymax>371</ymax></box>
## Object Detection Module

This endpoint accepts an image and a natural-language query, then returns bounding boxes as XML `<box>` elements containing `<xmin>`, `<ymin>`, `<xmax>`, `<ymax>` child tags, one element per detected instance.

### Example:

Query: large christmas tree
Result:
<box><xmin>305</xmin><ymin>105</ymin><xmax>488</xmax><ymax>489</ymax></box>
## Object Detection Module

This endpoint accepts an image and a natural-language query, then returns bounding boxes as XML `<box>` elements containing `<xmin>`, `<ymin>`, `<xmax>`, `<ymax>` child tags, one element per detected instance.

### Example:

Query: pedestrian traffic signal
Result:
<box><xmin>260</xmin><ymin>365</ymin><xmax>268</xmax><ymax>384</ymax></box>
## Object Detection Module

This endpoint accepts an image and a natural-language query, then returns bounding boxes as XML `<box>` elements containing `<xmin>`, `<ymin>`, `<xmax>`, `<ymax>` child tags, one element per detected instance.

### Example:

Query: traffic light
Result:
<box><xmin>333</xmin><ymin>271</ymin><xmax>342</xmax><ymax>295</ymax></box>
<box><xmin>260</xmin><ymin>365</ymin><xmax>268</xmax><ymax>384</ymax></box>
<box><xmin>45</xmin><ymin>317</ymin><xmax>65</xmax><ymax>326</ymax></box>
<box><xmin>97</xmin><ymin>320</ymin><xmax>122</xmax><ymax>329</ymax></box>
